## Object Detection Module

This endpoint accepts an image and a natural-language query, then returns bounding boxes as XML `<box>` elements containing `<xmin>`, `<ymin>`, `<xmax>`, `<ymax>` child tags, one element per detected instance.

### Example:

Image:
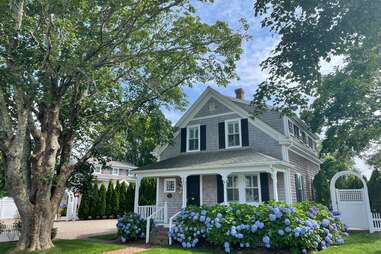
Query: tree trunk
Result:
<box><xmin>16</xmin><ymin>207</ymin><xmax>56</xmax><ymax>251</ymax></box>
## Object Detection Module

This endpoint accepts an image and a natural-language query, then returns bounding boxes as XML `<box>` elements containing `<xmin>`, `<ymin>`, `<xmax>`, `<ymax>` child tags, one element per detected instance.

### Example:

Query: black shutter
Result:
<box><xmin>218</xmin><ymin>122</ymin><xmax>225</xmax><ymax>149</ymax></box>
<box><xmin>260</xmin><ymin>173</ymin><xmax>270</xmax><ymax>202</ymax></box>
<box><xmin>216</xmin><ymin>175</ymin><xmax>224</xmax><ymax>203</ymax></box>
<box><xmin>200</xmin><ymin>125</ymin><xmax>206</xmax><ymax>151</ymax></box>
<box><xmin>241</xmin><ymin>118</ymin><xmax>249</xmax><ymax>146</ymax></box>
<box><xmin>180</xmin><ymin>128</ymin><xmax>187</xmax><ymax>153</ymax></box>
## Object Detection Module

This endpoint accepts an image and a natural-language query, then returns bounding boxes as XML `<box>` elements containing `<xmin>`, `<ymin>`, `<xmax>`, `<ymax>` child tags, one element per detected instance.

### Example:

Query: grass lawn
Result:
<box><xmin>88</xmin><ymin>233</ymin><xmax>119</xmax><ymax>241</ymax></box>
<box><xmin>0</xmin><ymin>239</ymin><xmax>124</xmax><ymax>254</ymax></box>
<box><xmin>316</xmin><ymin>232</ymin><xmax>381</xmax><ymax>254</ymax></box>
<box><xmin>0</xmin><ymin>232</ymin><xmax>380</xmax><ymax>254</ymax></box>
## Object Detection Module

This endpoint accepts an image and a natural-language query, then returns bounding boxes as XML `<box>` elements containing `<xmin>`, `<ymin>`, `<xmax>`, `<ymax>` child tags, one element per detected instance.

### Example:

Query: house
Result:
<box><xmin>132</xmin><ymin>87</ymin><xmax>320</xmax><ymax>225</ymax></box>
<box><xmin>92</xmin><ymin>160</ymin><xmax>137</xmax><ymax>186</ymax></box>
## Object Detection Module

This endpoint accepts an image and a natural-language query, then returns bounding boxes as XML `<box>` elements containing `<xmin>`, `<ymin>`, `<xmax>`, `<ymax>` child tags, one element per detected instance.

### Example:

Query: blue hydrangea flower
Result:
<box><xmin>284</xmin><ymin>219</ymin><xmax>290</xmax><ymax>225</ymax></box>
<box><xmin>277</xmin><ymin>229</ymin><xmax>285</xmax><ymax>236</ymax></box>
<box><xmin>322</xmin><ymin>219</ymin><xmax>330</xmax><ymax>227</ymax></box>
<box><xmin>269</xmin><ymin>214</ymin><xmax>276</xmax><ymax>221</ymax></box>
<box><xmin>263</xmin><ymin>235</ymin><xmax>270</xmax><ymax>244</ymax></box>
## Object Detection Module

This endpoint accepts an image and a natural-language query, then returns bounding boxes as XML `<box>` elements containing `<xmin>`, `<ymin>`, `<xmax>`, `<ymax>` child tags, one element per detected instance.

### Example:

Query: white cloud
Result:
<box><xmin>319</xmin><ymin>54</ymin><xmax>346</xmax><ymax>75</ymax></box>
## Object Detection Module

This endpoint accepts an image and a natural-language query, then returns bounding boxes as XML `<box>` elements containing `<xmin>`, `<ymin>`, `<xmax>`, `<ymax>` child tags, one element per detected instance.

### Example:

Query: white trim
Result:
<box><xmin>281</xmin><ymin>145</ymin><xmax>289</xmax><ymax>162</ymax></box>
<box><xmin>243</xmin><ymin>173</ymin><xmax>262</xmax><ymax>204</ymax></box>
<box><xmin>156</xmin><ymin>177</ymin><xmax>160</xmax><ymax>205</ymax></box>
<box><xmin>225</xmin><ymin>118</ymin><xmax>242</xmax><ymax>149</ymax></box>
<box><xmin>186</xmin><ymin>124</ymin><xmax>201</xmax><ymax>152</ymax></box>
<box><xmin>199</xmin><ymin>175</ymin><xmax>203</xmax><ymax>205</ymax></box>
<box><xmin>192</xmin><ymin>112</ymin><xmax>236</xmax><ymax>121</ymax></box>
<box><xmin>133</xmin><ymin>160</ymin><xmax>293</xmax><ymax>177</ymax></box>
<box><xmin>295</xmin><ymin>173</ymin><xmax>304</xmax><ymax>202</ymax></box>
<box><xmin>164</xmin><ymin>178</ymin><xmax>176</xmax><ymax>193</ymax></box>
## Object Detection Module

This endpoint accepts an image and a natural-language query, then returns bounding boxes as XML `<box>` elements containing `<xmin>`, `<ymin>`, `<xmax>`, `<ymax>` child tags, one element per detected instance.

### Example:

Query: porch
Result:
<box><xmin>134</xmin><ymin>169</ymin><xmax>292</xmax><ymax>223</ymax></box>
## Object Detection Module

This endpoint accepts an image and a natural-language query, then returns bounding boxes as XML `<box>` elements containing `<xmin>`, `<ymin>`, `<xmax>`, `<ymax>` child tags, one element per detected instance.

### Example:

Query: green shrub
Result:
<box><xmin>78</xmin><ymin>191</ymin><xmax>90</xmax><ymax>219</ymax></box>
<box><xmin>98</xmin><ymin>184</ymin><xmax>107</xmax><ymax>218</ymax></box>
<box><xmin>170</xmin><ymin>201</ymin><xmax>347</xmax><ymax>253</ymax></box>
<box><xmin>116</xmin><ymin>213</ymin><xmax>149</xmax><ymax>242</ymax></box>
<box><xmin>106</xmin><ymin>181</ymin><xmax>114</xmax><ymax>217</ymax></box>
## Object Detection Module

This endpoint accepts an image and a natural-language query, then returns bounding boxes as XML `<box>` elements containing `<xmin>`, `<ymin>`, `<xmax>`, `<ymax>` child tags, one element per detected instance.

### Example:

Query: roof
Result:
<box><xmin>137</xmin><ymin>148</ymin><xmax>278</xmax><ymax>171</ymax></box>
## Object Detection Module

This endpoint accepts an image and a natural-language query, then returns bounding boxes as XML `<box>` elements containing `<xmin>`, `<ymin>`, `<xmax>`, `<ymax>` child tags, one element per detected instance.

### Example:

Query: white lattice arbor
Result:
<box><xmin>330</xmin><ymin>171</ymin><xmax>374</xmax><ymax>231</ymax></box>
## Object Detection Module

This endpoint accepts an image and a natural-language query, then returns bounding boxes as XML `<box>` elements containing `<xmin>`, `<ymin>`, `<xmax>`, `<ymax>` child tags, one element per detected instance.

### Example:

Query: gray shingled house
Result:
<box><xmin>132</xmin><ymin>87</ymin><xmax>320</xmax><ymax>228</ymax></box>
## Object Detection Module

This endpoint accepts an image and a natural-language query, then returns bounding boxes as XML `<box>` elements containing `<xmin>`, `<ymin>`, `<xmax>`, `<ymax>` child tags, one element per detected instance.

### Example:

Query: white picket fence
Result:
<box><xmin>0</xmin><ymin>224</ymin><xmax>20</xmax><ymax>242</ymax></box>
<box><xmin>372</xmin><ymin>212</ymin><xmax>381</xmax><ymax>232</ymax></box>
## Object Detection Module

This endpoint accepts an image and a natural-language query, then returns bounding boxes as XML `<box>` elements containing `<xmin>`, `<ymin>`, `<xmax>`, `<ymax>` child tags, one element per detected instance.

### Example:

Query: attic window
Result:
<box><xmin>208</xmin><ymin>101</ymin><xmax>216</xmax><ymax>112</ymax></box>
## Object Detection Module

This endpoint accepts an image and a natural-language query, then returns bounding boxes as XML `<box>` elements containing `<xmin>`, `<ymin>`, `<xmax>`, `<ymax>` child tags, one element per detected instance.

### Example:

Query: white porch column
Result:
<box><xmin>181</xmin><ymin>175</ymin><xmax>188</xmax><ymax>208</ymax></box>
<box><xmin>134</xmin><ymin>176</ymin><xmax>142</xmax><ymax>213</ymax></box>
<box><xmin>156</xmin><ymin>177</ymin><xmax>160</xmax><ymax>206</ymax></box>
<box><xmin>199</xmin><ymin>175</ymin><xmax>203</xmax><ymax>206</ymax></box>
<box><xmin>221</xmin><ymin>174</ymin><xmax>228</xmax><ymax>205</ymax></box>
<box><xmin>271</xmin><ymin>170</ymin><xmax>279</xmax><ymax>202</ymax></box>
<box><xmin>284</xmin><ymin>170</ymin><xmax>292</xmax><ymax>204</ymax></box>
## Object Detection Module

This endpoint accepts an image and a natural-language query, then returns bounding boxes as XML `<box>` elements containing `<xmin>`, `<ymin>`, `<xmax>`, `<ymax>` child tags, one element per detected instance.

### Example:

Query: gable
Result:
<box><xmin>193</xmin><ymin>97</ymin><xmax>232</xmax><ymax>118</ymax></box>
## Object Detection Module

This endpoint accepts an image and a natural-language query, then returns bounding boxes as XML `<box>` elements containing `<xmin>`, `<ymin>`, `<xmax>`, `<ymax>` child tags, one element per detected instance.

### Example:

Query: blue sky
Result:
<box><xmin>162</xmin><ymin>0</ymin><xmax>280</xmax><ymax>124</ymax></box>
<box><xmin>161</xmin><ymin>0</ymin><xmax>373</xmax><ymax>177</ymax></box>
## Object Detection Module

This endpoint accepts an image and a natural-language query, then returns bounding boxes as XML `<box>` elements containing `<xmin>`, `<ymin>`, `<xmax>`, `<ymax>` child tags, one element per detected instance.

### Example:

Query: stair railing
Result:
<box><xmin>168</xmin><ymin>210</ymin><xmax>182</xmax><ymax>245</ymax></box>
<box><xmin>145</xmin><ymin>202</ymin><xmax>168</xmax><ymax>244</ymax></box>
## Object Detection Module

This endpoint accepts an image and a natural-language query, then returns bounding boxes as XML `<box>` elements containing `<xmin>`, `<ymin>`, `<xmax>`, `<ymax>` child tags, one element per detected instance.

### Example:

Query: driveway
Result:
<box><xmin>54</xmin><ymin>219</ymin><xmax>117</xmax><ymax>239</ymax></box>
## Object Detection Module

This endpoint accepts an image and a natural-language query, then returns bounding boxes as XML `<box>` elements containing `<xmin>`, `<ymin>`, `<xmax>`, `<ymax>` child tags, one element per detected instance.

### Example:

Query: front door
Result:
<box><xmin>187</xmin><ymin>175</ymin><xmax>200</xmax><ymax>206</ymax></box>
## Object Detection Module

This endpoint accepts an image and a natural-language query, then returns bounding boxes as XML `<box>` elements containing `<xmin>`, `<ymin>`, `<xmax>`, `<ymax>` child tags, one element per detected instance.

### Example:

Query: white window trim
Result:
<box><xmin>186</xmin><ymin>124</ymin><xmax>201</xmax><ymax>152</ymax></box>
<box><xmin>244</xmin><ymin>174</ymin><xmax>262</xmax><ymax>204</ymax></box>
<box><xmin>227</xmin><ymin>175</ymin><xmax>239</xmax><ymax>202</ymax></box>
<box><xmin>94</xmin><ymin>165</ymin><xmax>102</xmax><ymax>175</ymax></box>
<box><xmin>164</xmin><ymin>178</ymin><xmax>176</xmax><ymax>193</ymax></box>
<box><xmin>226</xmin><ymin>174</ymin><xmax>262</xmax><ymax>204</ymax></box>
<box><xmin>225</xmin><ymin>119</ymin><xmax>242</xmax><ymax>149</ymax></box>
<box><xmin>112</xmin><ymin>167</ymin><xmax>120</xmax><ymax>176</ymax></box>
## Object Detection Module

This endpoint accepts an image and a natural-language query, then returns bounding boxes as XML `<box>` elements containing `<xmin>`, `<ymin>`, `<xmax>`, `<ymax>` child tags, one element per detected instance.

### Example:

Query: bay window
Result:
<box><xmin>227</xmin><ymin>176</ymin><xmax>239</xmax><ymax>202</ymax></box>
<box><xmin>245</xmin><ymin>175</ymin><xmax>260</xmax><ymax>202</ymax></box>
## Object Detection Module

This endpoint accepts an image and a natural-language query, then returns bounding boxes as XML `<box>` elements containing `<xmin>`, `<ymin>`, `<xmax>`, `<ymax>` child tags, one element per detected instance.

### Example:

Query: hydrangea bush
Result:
<box><xmin>169</xmin><ymin>202</ymin><xmax>348</xmax><ymax>253</ymax></box>
<box><xmin>116</xmin><ymin>213</ymin><xmax>148</xmax><ymax>242</ymax></box>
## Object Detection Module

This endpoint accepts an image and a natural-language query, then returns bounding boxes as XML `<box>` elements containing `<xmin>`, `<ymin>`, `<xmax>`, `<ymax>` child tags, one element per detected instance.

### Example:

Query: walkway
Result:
<box><xmin>104</xmin><ymin>244</ymin><xmax>148</xmax><ymax>254</ymax></box>
<box><xmin>54</xmin><ymin>219</ymin><xmax>117</xmax><ymax>239</ymax></box>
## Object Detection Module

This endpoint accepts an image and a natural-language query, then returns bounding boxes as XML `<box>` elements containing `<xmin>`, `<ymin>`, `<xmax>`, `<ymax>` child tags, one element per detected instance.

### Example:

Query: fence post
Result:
<box><xmin>164</xmin><ymin>202</ymin><xmax>168</xmax><ymax>224</ymax></box>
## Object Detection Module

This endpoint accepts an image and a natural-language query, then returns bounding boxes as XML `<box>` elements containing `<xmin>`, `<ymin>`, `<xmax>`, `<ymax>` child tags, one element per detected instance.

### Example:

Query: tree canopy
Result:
<box><xmin>253</xmin><ymin>0</ymin><xmax>381</xmax><ymax>159</ymax></box>
<box><xmin>0</xmin><ymin>0</ymin><xmax>245</xmax><ymax>251</ymax></box>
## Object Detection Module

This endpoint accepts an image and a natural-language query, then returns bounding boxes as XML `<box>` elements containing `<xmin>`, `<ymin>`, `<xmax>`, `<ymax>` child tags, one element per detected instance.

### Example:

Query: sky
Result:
<box><xmin>161</xmin><ymin>0</ymin><xmax>373</xmax><ymax>177</ymax></box>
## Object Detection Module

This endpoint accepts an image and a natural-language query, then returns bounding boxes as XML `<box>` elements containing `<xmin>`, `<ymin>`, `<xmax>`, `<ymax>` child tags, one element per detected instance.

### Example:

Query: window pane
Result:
<box><xmin>245</xmin><ymin>189</ymin><xmax>259</xmax><ymax>202</ymax></box>
<box><xmin>228</xmin><ymin>123</ymin><xmax>233</xmax><ymax>134</ymax></box>
<box><xmin>234</xmin><ymin>122</ymin><xmax>239</xmax><ymax>133</ymax></box>
<box><xmin>234</xmin><ymin>134</ymin><xmax>240</xmax><ymax>146</ymax></box>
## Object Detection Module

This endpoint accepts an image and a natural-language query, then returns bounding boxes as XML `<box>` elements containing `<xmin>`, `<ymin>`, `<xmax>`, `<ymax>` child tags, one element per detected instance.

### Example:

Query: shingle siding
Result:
<box><xmin>160</xmin><ymin>110</ymin><xmax>283</xmax><ymax>161</ymax></box>
<box><xmin>288</xmin><ymin>150</ymin><xmax>320</xmax><ymax>202</ymax></box>
<box><xmin>194</xmin><ymin>97</ymin><xmax>232</xmax><ymax>118</ymax></box>
<box><xmin>202</xmin><ymin>175</ymin><xmax>218</xmax><ymax>206</ymax></box>
<box><xmin>157</xmin><ymin>177</ymin><xmax>183</xmax><ymax>217</ymax></box>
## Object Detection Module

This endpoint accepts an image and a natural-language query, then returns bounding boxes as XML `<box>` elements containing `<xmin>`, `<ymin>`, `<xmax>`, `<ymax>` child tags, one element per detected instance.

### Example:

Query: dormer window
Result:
<box><xmin>288</xmin><ymin>120</ymin><xmax>294</xmax><ymax>136</ymax></box>
<box><xmin>187</xmin><ymin>125</ymin><xmax>200</xmax><ymax>152</ymax></box>
<box><xmin>225</xmin><ymin>119</ymin><xmax>241</xmax><ymax>148</ymax></box>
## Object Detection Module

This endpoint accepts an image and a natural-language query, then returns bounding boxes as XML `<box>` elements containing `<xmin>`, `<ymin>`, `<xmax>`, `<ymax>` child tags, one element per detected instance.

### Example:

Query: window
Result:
<box><xmin>293</xmin><ymin>124</ymin><xmax>300</xmax><ymax>138</ymax></box>
<box><xmin>94</xmin><ymin>165</ymin><xmax>102</xmax><ymax>174</ymax></box>
<box><xmin>187</xmin><ymin>125</ymin><xmax>200</xmax><ymax>151</ymax></box>
<box><xmin>308</xmin><ymin>137</ymin><xmax>313</xmax><ymax>148</ymax></box>
<box><xmin>226</xmin><ymin>120</ymin><xmax>241</xmax><ymax>148</ymax></box>
<box><xmin>295</xmin><ymin>174</ymin><xmax>304</xmax><ymax>202</ymax></box>
<box><xmin>112</xmin><ymin>167</ymin><xmax>119</xmax><ymax>176</ymax></box>
<box><xmin>227</xmin><ymin>176</ymin><xmax>239</xmax><ymax>202</ymax></box>
<box><xmin>301</xmin><ymin>131</ymin><xmax>307</xmax><ymax>144</ymax></box>
<box><xmin>288</xmin><ymin>120</ymin><xmax>294</xmax><ymax>136</ymax></box>
<box><xmin>245</xmin><ymin>175</ymin><xmax>260</xmax><ymax>202</ymax></box>
<box><xmin>164</xmin><ymin>178</ymin><xmax>176</xmax><ymax>193</ymax></box>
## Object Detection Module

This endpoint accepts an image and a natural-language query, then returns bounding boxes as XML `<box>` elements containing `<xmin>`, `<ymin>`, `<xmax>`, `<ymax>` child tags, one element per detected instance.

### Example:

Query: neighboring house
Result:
<box><xmin>92</xmin><ymin>160</ymin><xmax>137</xmax><ymax>186</ymax></box>
<box><xmin>132</xmin><ymin>87</ymin><xmax>320</xmax><ymax>223</ymax></box>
